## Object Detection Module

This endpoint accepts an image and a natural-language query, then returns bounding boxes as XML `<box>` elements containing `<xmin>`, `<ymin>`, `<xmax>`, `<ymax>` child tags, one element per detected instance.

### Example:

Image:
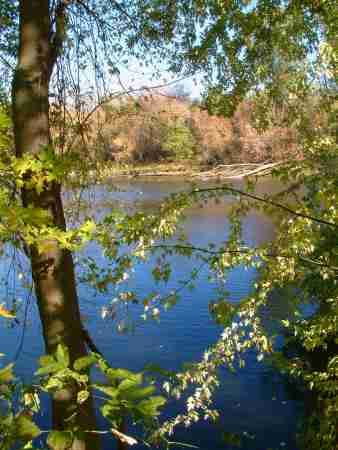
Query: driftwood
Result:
<box><xmin>195</xmin><ymin>161</ymin><xmax>284</xmax><ymax>180</ymax></box>
<box><xmin>102</xmin><ymin>161</ymin><xmax>285</xmax><ymax>180</ymax></box>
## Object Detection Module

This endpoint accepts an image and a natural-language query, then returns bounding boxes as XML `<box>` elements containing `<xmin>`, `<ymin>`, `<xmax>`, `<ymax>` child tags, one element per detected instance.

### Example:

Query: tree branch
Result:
<box><xmin>49</xmin><ymin>0</ymin><xmax>71</xmax><ymax>76</ymax></box>
<box><xmin>80</xmin><ymin>75</ymin><xmax>195</xmax><ymax>127</ymax></box>
<box><xmin>191</xmin><ymin>186</ymin><xmax>338</xmax><ymax>229</ymax></box>
<box><xmin>0</xmin><ymin>53</ymin><xmax>15</xmax><ymax>71</ymax></box>
<box><xmin>82</xmin><ymin>327</ymin><xmax>103</xmax><ymax>356</ymax></box>
<box><xmin>148</xmin><ymin>244</ymin><xmax>338</xmax><ymax>271</ymax></box>
<box><xmin>108</xmin><ymin>0</ymin><xmax>140</xmax><ymax>32</ymax></box>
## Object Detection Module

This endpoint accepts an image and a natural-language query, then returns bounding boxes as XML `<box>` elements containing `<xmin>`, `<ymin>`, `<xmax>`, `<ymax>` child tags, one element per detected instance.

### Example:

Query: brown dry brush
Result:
<box><xmin>51</xmin><ymin>94</ymin><xmax>300</xmax><ymax>166</ymax></box>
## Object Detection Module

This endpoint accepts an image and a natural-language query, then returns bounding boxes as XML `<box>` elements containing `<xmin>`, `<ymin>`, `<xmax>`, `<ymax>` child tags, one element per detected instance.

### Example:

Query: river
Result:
<box><xmin>0</xmin><ymin>177</ymin><xmax>304</xmax><ymax>450</ymax></box>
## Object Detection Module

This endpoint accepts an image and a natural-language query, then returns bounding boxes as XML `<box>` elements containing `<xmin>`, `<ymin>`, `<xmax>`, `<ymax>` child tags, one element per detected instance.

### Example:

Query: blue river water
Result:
<box><xmin>0</xmin><ymin>177</ymin><xmax>304</xmax><ymax>450</ymax></box>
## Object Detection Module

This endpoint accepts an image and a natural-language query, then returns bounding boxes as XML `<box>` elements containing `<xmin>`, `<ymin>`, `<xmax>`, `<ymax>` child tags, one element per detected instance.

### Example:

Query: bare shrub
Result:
<box><xmin>57</xmin><ymin>94</ymin><xmax>299</xmax><ymax>166</ymax></box>
<box><xmin>225</xmin><ymin>102</ymin><xmax>298</xmax><ymax>163</ymax></box>
<box><xmin>189</xmin><ymin>110</ymin><xmax>233</xmax><ymax>165</ymax></box>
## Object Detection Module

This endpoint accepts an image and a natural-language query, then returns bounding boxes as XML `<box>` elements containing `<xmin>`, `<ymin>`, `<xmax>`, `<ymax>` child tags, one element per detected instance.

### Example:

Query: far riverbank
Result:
<box><xmin>79</xmin><ymin>160</ymin><xmax>285</xmax><ymax>184</ymax></box>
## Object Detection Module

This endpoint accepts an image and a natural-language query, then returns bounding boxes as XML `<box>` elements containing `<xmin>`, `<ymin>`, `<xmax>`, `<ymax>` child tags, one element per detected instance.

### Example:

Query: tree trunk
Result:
<box><xmin>12</xmin><ymin>1</ymin><xmax>100</xmax><ymax>448</ymax></box>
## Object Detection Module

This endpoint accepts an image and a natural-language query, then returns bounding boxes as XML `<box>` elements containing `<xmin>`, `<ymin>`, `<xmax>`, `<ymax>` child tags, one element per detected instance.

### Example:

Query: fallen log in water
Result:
<box><xmin>93</xmin><ymin>161</ymin><xmax>287</xmax><ymax>181</ymax></box>
<box><xmin>195</xmin><ymin>161</ymin><xmax>284</xmax><ymax>180</ymax></box>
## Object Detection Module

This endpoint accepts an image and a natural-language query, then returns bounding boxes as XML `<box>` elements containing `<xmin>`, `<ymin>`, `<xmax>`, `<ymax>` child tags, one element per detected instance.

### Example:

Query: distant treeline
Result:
<box><xmin>52</xmin><ymin>94</ymin><xmax>302</xmax><ymax>166</ymax></box>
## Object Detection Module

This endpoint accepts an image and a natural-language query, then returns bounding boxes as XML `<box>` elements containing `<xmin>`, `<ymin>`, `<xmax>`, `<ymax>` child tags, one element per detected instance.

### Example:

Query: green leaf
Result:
<box><xmin>69</xmin><ymin>372</ymin><xmax>89</xmax><ymax>384</ymax></box>
<box><xmin>77</xmin><ymin>390</ymin><xmax>90</xmax><ymax>404</ymax></box>
<box><xmin>24</xmin><ymin>391</ymin><xmax>41</xmax><ymax>413</ymax></box>
<box><xmin>118</xmin><ymin>374</ymin><xmax>142</xmax><ymax>391</ymax></box>
<box><xmin>22</xmin><ymin>442</ymin><xmax>35</xmax><ymax>449</ymax></box>
<box><xmin>107</xmin><ymin>368</ymin><xmax>139</xmax><ymax>380</ymax></box>
<box><xmin>56</xmin><ymin>344</ymin><xmax>70</xmax><ymax>367</ymax></box>
<box><xmin>144</xmin><ymin>363</ymin><xmax>175</xmax><ymax>378</ymax></box>
<box><xmin>16</xmin><ymin>415</ymin><xmax>41</xmax><ymax>440</ymax></box>
<box><xmin>122</xmin><ymin>385</ymin><xmax>156</xmax><ymax>401</ymax></box>
<box><xmin>44</xmin><ymin>376</ymin><xmax>64</xmax><ymax>391</ymax></box>
<box><xmin>0</xmin><ymin>363</ymin><xmax>14</xmax><ymax>384</ymax></box>
<box><xmin>136</xmin><ymin>396</ymin><xmax>166</xmax><ymax>417</ymax></box>
<box><xmin>101</xmin><ymin>402</ymin><xmax>120</xmax><ymax>419</ymax></box>
<box><xmin>35</xmin><ymin>361</ymin><xmax>65</xmax><ymax>376</ymax></box>
<box><xmin>73</xmin><ymin>354</ymin><xmax>97</xmax><ymax>372</ymax></box>
<box><xmin>94</xmin><ymin>384</ymin><xmax>118</xmax><ymax>398</ymax></box>
<box><xmin>47</xmin><ymin>431</ymin><xmax>73</xmax><ymax>450</ymax></box>
<box><xmin>39</xmin><ymin>355</ymin><xmax>55</xmax><ymax>367</ymax></box>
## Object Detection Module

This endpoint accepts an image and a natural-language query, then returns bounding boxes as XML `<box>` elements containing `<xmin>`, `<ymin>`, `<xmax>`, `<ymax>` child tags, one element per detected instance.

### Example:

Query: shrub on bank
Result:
<box><xmin>56</xmin><ymin>95</ymin><xmax>300</xmax><ymax>166</ymax></box>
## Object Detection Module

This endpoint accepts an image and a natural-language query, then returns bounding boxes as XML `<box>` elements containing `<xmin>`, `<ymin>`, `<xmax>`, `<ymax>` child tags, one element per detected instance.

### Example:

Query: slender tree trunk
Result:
<box><xmin>12</xmin><ymin>1</ymin><xmax>100</xmax><ymax>448</ymax></box>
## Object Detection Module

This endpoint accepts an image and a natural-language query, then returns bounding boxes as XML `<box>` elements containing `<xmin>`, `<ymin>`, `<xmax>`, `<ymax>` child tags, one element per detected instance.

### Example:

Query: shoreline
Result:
<box><xmin>94</xmin><ymin>161</ymin><xmax>283</xmax><ymax>182</ymax></box>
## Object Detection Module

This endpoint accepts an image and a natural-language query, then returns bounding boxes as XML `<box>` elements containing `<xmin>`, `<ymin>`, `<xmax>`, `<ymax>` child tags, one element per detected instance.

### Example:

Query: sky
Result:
<box><xmin>109</xmin><ymin>58</ymin><xmax>204</xmax><ymax>100</ymax></box>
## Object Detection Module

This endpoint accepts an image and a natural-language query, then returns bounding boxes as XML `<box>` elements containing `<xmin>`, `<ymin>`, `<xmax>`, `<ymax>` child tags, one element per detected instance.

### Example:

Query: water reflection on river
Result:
<box><xmin>0</xmin><ymin>177</ymin><xmax>303</xmax><ymax>450</ymax></box>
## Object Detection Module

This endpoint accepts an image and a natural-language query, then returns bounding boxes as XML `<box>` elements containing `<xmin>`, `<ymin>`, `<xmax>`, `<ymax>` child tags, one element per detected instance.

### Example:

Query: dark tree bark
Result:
<box><xmin>12</xmin><ymin>1</ymin><xmax>100</xmax><ymax>448</ymax></box>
